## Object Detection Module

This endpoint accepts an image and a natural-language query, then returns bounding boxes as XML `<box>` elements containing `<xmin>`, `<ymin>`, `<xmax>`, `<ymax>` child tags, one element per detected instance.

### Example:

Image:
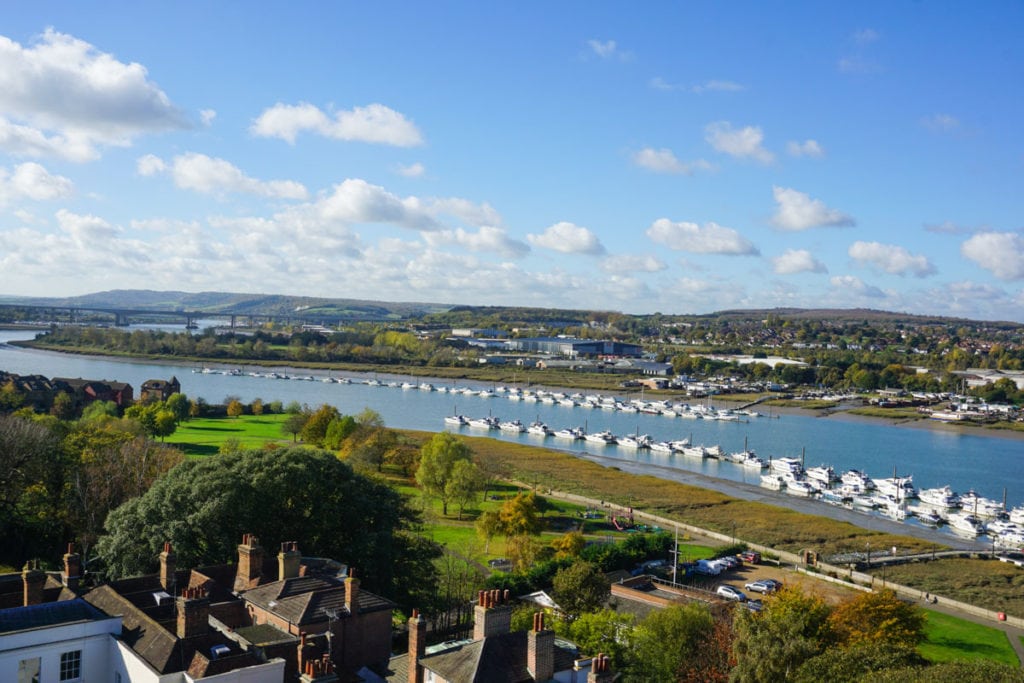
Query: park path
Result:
<box><xmin>527</xmin><ymin>476</ymin><xmax>1024</xmax><ymax>667</ymax></box>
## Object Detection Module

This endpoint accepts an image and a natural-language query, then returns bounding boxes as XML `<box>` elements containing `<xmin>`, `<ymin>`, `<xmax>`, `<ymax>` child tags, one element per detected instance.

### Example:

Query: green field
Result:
<box><xmin>919</xmin><ymin>610</ymin><xmax>1018</xmax><ymax>666</ymax></box>
<box><xmin>164</xmin><ymin>414</ymin><xmax>292</xmax><ymax>456</ymax></box>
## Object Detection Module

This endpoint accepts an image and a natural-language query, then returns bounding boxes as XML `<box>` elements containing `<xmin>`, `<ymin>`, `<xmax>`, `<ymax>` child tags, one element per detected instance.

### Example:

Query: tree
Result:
<box><xmin>550</xmin><ymin>530</ymin><xmax>585</xmax><ymax>560</ymax></box>
<box><xmin>166</xmin><ymin>393</ymin><xmax>190</xmax><ymax>422</ymax></box>
<box><xmin>731</xmin><ymin>586</ymin><xmax>833</xmax><ymax>682</ymax></box>
<box><xmin>498</xmin><ymin>491</ymin><xmax>541</xmax><ymax>536</ymax></box>
<box><xmin>861</xmin><ymin>659</ymin><xmax>1024</xmax><ymax>683</ymax></box>
<box><xmin>95</xmin><ymin>447</ymin><xmax>434</xmax><ymax>610</ymax></box>
<box><xmin>793</xmin><ymin>642</ymin><xmax>925</xmax><ymax>683</ymax></box>
<box><xmin>475</xmin><ymin>510</ymin><xmax>502</xmax><ymax>554</ymax></box>
<box><xmin>445</xmin><ymin>459</ymin><xmax>483</xmax><ymax>520</ymax></box>
<box><xmin>416</xmin><ymin>432</ymin><xmax>472</xmax><ymax>515</ymax></box>
<box><xmin>81</xmin><ymin>400</ymin><xmax>119</xmax><ymax>422</ymax></box>
<box><xmin>551</xmin><ymin>560</ymin><xmax>609</xmax><ymax>621</ymax></box>
<box><xmin>282</xmin><ymin>412</ymin><xmax>307</xmax><ymax>442</ymax></box>
<box><xmin>250</xmin><ymin>398</ymin><xmax>264</xmax><ymax>415</ymax></box>
<box><xmin>324</xmin><ymin>415</ymin><xmax>358</xmax><ymax>449</ymax></box>
<box><xmin>300</xmin><ymin>404</ymin><xmax>341</xmax><ymax>445</ymax></box>
<box><xmin>152</xmin><ymin>409</ymin><xmax>178</xmax><ymax>441</ymax></box>
<box><xmin>226</xmin><ymin>399</ymin><xmax>245</xmax><ymax>419</ymax></box>
<box><xmin>51</xmin><ymin>392</ymin><xmax>76</xmax><ymax>420</ymax></box>
<box><xmin>629</xmin><ymin>603</ymin><xmax>717</xmax><ymax>682</ymax></box>
<box><xmin>827</xmin><ymin>589</ymin><xmax>925</xmax><ymax>649</ymax></box>
<box><xmin>567</xmin><ymin>609</ymin><xmax>635</xmax><ymax>674</ymax></box>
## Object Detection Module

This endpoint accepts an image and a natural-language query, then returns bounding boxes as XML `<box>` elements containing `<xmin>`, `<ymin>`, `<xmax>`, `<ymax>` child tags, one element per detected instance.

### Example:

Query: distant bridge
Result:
<box><xmin>0</xmin><ymin>303</ymin><xmax>305</xmax><ymax>328</ymax></box>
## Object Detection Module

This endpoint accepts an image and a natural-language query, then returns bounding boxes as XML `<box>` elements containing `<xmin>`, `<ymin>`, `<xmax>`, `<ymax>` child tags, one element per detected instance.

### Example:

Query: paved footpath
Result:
<box><xmin>533</xmin><ymin>457</ymin><xmax>1023</xmax><ymax>667</ymax></box>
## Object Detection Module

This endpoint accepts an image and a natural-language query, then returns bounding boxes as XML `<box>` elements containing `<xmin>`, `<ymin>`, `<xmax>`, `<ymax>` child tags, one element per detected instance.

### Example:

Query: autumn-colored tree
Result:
<box><xmin>828</xmin><ymin>589</ymin><xmax>925</xmax><ymax>649</ymax></box>
<box><xmin>475</xmin><ymin>510</ymin><xmax>502</xmax><ymax>553</ymax></box>
<box><xmin>498</xmin><ymin>491</ymin><xmax>541</xmax><ymax>536</ymax></box>
<box><xmin>678</xmin><ymin>618</ymin><xmax>734</xmax><ymax>683</ymax></box>
<box><xmin>250</xmin><ymin>398</ymin><xmax>264</xmax><ymax>415</ymax></box>
<box><xmin>300</xmin><ymin>404</ymin><xmax>340</xmax><ymax>444</ymax></box>
<box><xmin>550</xmin><ymin>530</ymin><xmax>585</xmax><ymax>560</ymax></box>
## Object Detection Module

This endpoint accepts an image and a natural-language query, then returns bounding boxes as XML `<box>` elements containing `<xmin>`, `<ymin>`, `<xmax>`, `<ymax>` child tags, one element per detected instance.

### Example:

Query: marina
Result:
<box><xmin>1</xmin><ymin>327</ymin><xmax>1023</xmax><ymax>547</ymax></box>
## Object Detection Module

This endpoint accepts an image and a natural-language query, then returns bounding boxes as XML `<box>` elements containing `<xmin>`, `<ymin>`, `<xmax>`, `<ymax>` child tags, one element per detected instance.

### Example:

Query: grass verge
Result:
<box><xmin>919</xmin><ymin>610</ymin><xmax>1018</xmax><ymax>666</ymax></box>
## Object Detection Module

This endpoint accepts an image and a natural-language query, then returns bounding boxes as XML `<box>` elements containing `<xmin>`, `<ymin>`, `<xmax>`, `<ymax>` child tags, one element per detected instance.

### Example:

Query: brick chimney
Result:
<box><xmin>407</xmin><ymin>609</ymin><xmax>426</xmax><ymax>683</ymax></box>
<box><xmin>278</xmin><ymin>541</ymin><xmax>301</xmax><ymax>580</ymax></box>
<box><xmin>234</xmin><ymin>533</ymin><xmax>264</xmax><ymax>592</ymax></box>
<box><xmin>527</xmin><ymin>612</ymin><xmax>554</xmax><ymax>682</ymax></box>
<box><xmin>22</xmin><ymin>560</ymin><xmax>46</xmax><ymax>606</ymax></box>
<box><xmin>176</xmin><ymin>586</ymin><xmax>210</xmax><ymax>639</ymax></box>
<box><xmin>344</xmin><ymin>568</ymin><xmax>359</xmax><ymax>612</ymax></box>
<box><xmin>299</xmin><ymin>653</ymin><xmax>337</xmax><ymax>683</ymax></box>
<box><xmin>62</xmin><ymin>543</ymin><xmax>81</xmax><ymax>592</ymax></box>
<box><xmin>472</xmin><ymin>589</ymin><xmax>512</xmax><ymax>640</ymax></box>
<box><xmin>159</xmin><ymin>541</ymin><xmax>176</xmax><ymax>592</ymax></box>
<box><xmin>587</xmin><ymin>653</ymin><xmax>615</xmax><ymax>683</ymax></box>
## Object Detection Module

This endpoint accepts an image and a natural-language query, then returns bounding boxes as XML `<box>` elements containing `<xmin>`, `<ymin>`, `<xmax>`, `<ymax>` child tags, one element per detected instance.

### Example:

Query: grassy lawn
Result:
<box><xmin>919</xmin><ymin>610</ymin><xmax>1019</xmax><ymax>666</ymax></box>
<box><xmin>164</xmin><ymin>413</ymin><xmax>293</xmax><ymax>456</ymax></box>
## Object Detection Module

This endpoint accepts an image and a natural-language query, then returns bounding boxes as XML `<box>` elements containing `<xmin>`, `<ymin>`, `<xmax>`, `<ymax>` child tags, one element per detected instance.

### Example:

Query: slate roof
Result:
<box><xmin>0</xmin><ymin>572</ymin><xmax>75</xmax><ymax>610</ymax></box>
<box><xmin>84</xmin><ymin>585</ymin><xmax>259</xmax><ymax>676</ymax></box>
<box><xmin>243</xmin><ymin>576</ymin><xmax>394</xmax><ymax>626</ymax></box>
<box><xmin>386</xmin><ymin>632</ymin><xmax>579</xmax><ymax>683</ymax></box>
<box><xmin>0</xmin><ymin>598</ymin><xmax>111</xmax><ymax>634</ymax></box>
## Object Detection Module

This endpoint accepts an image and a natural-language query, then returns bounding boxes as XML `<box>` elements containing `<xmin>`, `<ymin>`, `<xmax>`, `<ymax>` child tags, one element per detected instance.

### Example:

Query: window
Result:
<box><xmin>60</xmin><ymin>650</ymin><xmax>81</xmax><ymax>681</ymax></box>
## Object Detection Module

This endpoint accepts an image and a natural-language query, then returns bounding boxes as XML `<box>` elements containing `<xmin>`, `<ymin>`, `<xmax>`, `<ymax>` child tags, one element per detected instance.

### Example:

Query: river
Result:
<box><xmin>1</xmin><ymin>326</ymin><xmax>1021</xmax><ymax>546</ymax></box>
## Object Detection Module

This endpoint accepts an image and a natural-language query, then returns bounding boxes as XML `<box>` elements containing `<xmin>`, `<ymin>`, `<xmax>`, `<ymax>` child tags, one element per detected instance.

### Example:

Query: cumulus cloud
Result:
<box><xmin>922</xmin><ymin>113</ymin><xmax>959</xmax><ymax>133</ymax></box>
<box><xmin>772</xmin><ymin>248</ymin><xmax>827</xmax><ymax>274</ymax></box>
<box><xmin>137</xmin><ymin>152</ymin><xmax>308</xmax><ymax>199</ymax></box>
<box><xmin>396</xmin><ymin>162</ymin><xmax>425</xmax><ymax>178</ymax></box>
<box><xmin>527</xmin><ymin>222</ymin><xmax>605</xmax><ymax>255</ymax></box>
<box><xmin>829</xmin><ymin>275</ymin><xmax>885</xmax><ymax>298</ymax></box>
<box><xmin>600</xmin><ymin>254</ymin><xmax>667</xmax><ymax>274</ymax></box>
<box><xmin>770</xmin><ymin>186</ymin><xmax>854</xmax><ymax>231</ymax></box>
<box><xmin>631</xmin><ymin>147</ymin><xmax>713</xmax><ymax>175</ymax></box>
<box><xmin>422</xmin><ymin>226</ymin><xmax>528</xmax><ymax>258</ymax></box>
<box><xmin>586</xmin><ymin>39</ymin><xmax>631</xmax><ymax>61</ymax></box>
<box><xmin>704</xmin><ymin>121</ymin><xmax>773</xmax><ymax>163</ymax></box>
<box><xmin>0</xmin><ymin>29</ymin><xmax>188</xmax><ymax>160</ymax></box>
<box><xmin>646</xmin><ymin>218</ymin><xmax>759</xmax><ymax>255</ymax></box>
<box><xmin>251</xmin><ymin>102</ymin><xmax>423</xmax><ymax>146</ymax></box>
<box><xmin>422</xmin><ymin>197</ymin><xmax>502</xmax><ymax>228</ymax></box>
<box><xmin>786</xmin><ymin>139</ymin><xmax>824</xmax><ymax>158</ymax></box>
<box><xmin>200</xmin><ymin>109</ymin><xmax>217</xmax><ymax>126</ymax></box>
<box><xmin>0</xmin><ymin>162</ymin><xmax>73</xmax><ymax>205</ymax></box>
<box><xmin>961</xmin><ymin>232</ymin><xmax>1024</xmax><ymax>280</ymax></box>
<box><xmin>849</xmin><ymin>240</ymin><xmax>935</xmax><ymax>277</ymax></box>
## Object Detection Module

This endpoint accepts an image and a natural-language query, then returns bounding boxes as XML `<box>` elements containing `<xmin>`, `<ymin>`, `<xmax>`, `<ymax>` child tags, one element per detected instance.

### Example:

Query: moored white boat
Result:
<box><xmin>498</xmin><ymin>419</ymin><xmax>525</xmax><ymax>433</ymax></box>
<box><xmin>947</xmin><ymin>511</ymin><xmax>986</xmax><ymax>536</ymax></box>
<box><xmin>784</xmin><ymin>479</ymin><xmax>817</xmax><ymax>497</ymax></box>
<box><xmin>585</xmin><ymin>430</ymin><xmax>617</xmax><ymax>445</ymax></box>
<box><xmin>770</xmin><ymin>457</ymin><xmax>804</xmax><ymax>477</ymax></box>
<box><xmin>553</xmin><ymin>426</ymin><xmax>585</xmax><ymax>440</ymax></box>
<box><xmin>760</xmin><ymin>474</ymin><xmax>786</xmax><ymax>490</ymax></box>
<box><xmin>806</xmin><ymin>465</ymin><xmax>838</xmax><ymax>487</ymax></box>
<box><xmin>918</xmin><ymin>485</ymin><xmax>960</xmax><ymax>509</ymax></box>
<box><xmin>841</xmin><ymin>469</ymin><xmax>874</xmax><ymax>490</ymax></box>
<box><xmin>527</xmin><ymin>421</ymin><xmax>553</xmax><ymax>436</ymax></box>
<box><xmin>872</xmin><ymin>475</ymin><xmax>917</xmax><ymax>500</ymax></box>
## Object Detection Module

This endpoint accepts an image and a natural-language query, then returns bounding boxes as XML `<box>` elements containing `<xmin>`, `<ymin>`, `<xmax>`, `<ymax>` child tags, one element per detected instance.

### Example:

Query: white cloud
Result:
<box><xmin>922</xmin><ymin>113</ymin><xmax>959</xmax><ymax>133</ymax></box>
<box><xmin>0</xmin><ymin>162</ymin><xmax>73</xmax><ymax>204</ymax></box>
<box><xmin>251</xmin><ymin>102</ymin><xmax>423</xmax><ymax>146</ymax></box>
<box><xmin>838</xmin><ymin>56</ymin><xmax>880</xmax><ymax>74</ymax></box>
<box><xmin>0</xmin><ymin>29</ymin><xmax>188</xmax><ymax>161</ymax></box>
<box><xmin>646</xmin><ymin>218</ymin><xmax>759</xmax><ymax>255</ymax></box>
<box><xmin>829</xmin><ymin>275</ymin><xmax>885</xmax><ymax>298</ymax></box>
<box><xmin>586</xmin><ymin>39</ymin><xmax>631</xmax><ymax>61</ymax></box>
<box><xmin>961</xmin><ymin>232</ymin><xmax>1024</xmax><ymax>280</ymax></box>
<box><xmin>136</xmin><ymin>153</ymin><xmax>166</xmax><ymax>176</ymax></box>
<box><xmin>786</xmin><ymin>139</ymin><xmax>824</xmax><ymax>158</ymax></box>
<box><xmin>925</xmin><ymin>220</ymin><xmax>975</xmax><ymax>235</ymax></box>
<box><xmin>771</xmin><ymin>186</ymin><xmax>854</xmax><ymax>231</ymax></box>
<box><xmin>631</xmin><ymin>147</ymin><xmax>713</xmax><ymax>175</ymax></box>
<box><xmin>527</xmin><ymin>222</ymin><xmax>605</xmax><ymax>255</ymax></box>
<box><xmin>600</xmin><ymin>254</ymin><xmax>667</xmax><ymax>274</ymax></box>
<box><xmin>649</xmin><ymin>76</ymin><xmax>675</xmax><ymax>91</ymax></box>
<box><xmin>772</xmin><ymin>248</ymin><xmax>827</xmax><ymax>274</ymax></box>
<box><xmin>396</xmin><ymin>162</ymin><xmax>425</xmax><ymax>178</ymax></box>
<box><xmin>849</xmin><ymin>240</ymin><xmax>935</xmax><ymax>277</ymax></box>
<box><xmin>139</xmin><ymin>152</ymin><xmax>308</xmax><ymax>199</ymax></box>
<box><xmin>56</xmin><ymin>208</ymin><xmax>120</xmax><ymax>243</ymax></box>
<box><xmin>200</xmin><ymin>109</ymin><xmax>217</xmax><ymax>126</ymax></box>
<box><xmin>422</xmin><ymin>226</ymin><xmax>528</xmax><ymax>258</ymax></box>
<box><xmin>313</xmin><ymin>178</ymin><xmax>441</xmax><ymax>231</ymax></box>
<box><xmin>704</xmin><ymin>121</ymin><xmax>773</xmax><ymax>163</ymax></box>
<box><xmin>692</xmin><ymin>80</ymin><xmax>744</xmax><ymax>94</ymax></box>
<box><xmin>423</xmin><ymin>197</ymin><xmax>502</xmax><ymax>228</ymax></box>
<box><xmin>853</xmin><ymin>28</ymin><xmax>880</xmax><ymax>44</ymax></box>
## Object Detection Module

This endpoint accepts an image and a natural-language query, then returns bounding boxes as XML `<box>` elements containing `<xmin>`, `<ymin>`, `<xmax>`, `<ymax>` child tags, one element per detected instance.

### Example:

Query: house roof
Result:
<box><xmin>387</xmin><ymin>632</ymin><xmax>579</xmax><ymax>683</ymax></box>
<box><xmin>0</xmin><ymin>571</ymin><xmax>75</xmax><ymax>610</ymax></box>
<box><xmin>242</xmin><ymin>576</ymin><xmax>393</xmax><ymax>626</ymax></box>
<box><xmin>0</xmin><ymin>598</ymin><xmax>111</xmax><ymax>634</ymax></box>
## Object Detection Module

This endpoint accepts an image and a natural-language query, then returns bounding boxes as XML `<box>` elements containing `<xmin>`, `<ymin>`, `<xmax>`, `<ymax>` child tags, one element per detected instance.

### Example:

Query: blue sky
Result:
<box><xmin>1</xmin><ymin>3</ymin><xmax>1022</xmax><ymax>320</ymax></box>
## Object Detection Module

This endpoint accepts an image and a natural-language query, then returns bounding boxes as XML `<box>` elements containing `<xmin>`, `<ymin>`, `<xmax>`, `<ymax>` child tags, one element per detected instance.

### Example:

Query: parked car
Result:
<box><xmin>739</xmin><ymin>550</ymin><xmax>761</xmax><ymax>564</ymax></box>
<box><xmin>744</xmin><ymin>580</ymin><xmax>777</xmax><ymax>594</ymax></box>
<box><xmin>716</xmin><ymin>555</ymin><xmax>740</xmax><ymax>569</ymax></box>
<box><xmin>716</xmin><ymin>584</ymin><xmax>747</xmax><ymax>602</ymax></box>
<box><xmin>694</xmin><ymin>559</ymin><xmax>724</xmax><ymax>575</ymax></box>
<box><xmin>745</xmin><ymin>599</ymin><xmax>763</xmax><ymax>612</ymax></box>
